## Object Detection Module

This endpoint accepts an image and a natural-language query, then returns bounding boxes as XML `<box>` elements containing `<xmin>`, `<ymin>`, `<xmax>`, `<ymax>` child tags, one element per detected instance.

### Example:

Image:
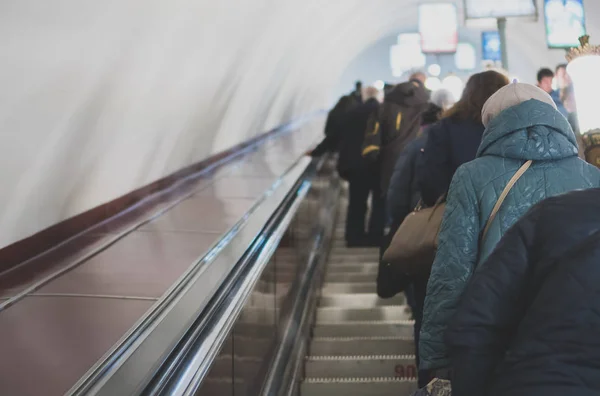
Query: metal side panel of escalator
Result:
<box><xmin>63</xmin><ymin>154</ymin><xmax>418</xmax><ymax>396</ymax></box>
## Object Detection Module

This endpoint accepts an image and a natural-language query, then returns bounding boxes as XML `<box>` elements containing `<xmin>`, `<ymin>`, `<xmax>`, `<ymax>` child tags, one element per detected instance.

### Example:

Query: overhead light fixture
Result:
<box><xmin>373</xmin><ymin>80</ymin><xmax>385</xmax><ymax>90</ymax></box>
<box><xmin>442</xmin><ymin>75</ymin><xmax>464</xmax><ymax>101</ymax></box>
<box><xmin>427</xmin><ymin>64</ymin><xmax>441</xmax><ymax>77</ymax></box>
<box><xmin>425</xmin><ymin>77</ymin><xmax>442</xmax><ymax>91</ymax></box>
<box><xmin>566</xmin><ymin>35</ymin><xmax>600</xmax><ymax>166</ymax></box>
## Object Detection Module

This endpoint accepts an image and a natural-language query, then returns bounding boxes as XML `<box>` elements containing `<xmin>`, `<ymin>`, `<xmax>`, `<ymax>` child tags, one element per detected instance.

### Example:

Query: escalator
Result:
<box><xmin>301</xmin><ymin>199</ymin><xmax>418</xmax><ymax>396</ymax></box>
<box><xmin>8</xmin><ymin>148</ymin><xmax>422</xmax><ymax>396</ymax></box>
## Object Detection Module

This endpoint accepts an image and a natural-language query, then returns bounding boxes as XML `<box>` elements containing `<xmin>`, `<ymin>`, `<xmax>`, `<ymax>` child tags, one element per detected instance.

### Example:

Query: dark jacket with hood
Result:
<box><xmin>337</xmin><ymin>98</ymin><xmax>380</xmax><ymax>180</ymax></box>
<box><xmin>419</xmin><ymin>99</ymin><xmax>600</xmax><ymax>371</ymax></box>
<box><xmin>378</xmin><ymin>104</ymin><xmax>442</xmax><ymax>299</ymax></box>
<box><xmin>362</xmin><ymin>81</ymin><xmax>429</xmax><ymax>194</ymax></box>
<box><xmin>416</xmin><ymin>116</ymin><xmax>485</xmax><ymax>206</ymax></box>
<box><xmin>386</xmin><ymin>102</ymin><xmax>442</xmax><ymax>228</ymax></box>
<box><xmin>447</xmin><ymin>188</ymin><xmax>600</xmax><ymax>396</ymax></box>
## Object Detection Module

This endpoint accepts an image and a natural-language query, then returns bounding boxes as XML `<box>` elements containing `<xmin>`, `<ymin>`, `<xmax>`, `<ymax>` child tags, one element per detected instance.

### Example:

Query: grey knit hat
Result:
<box><xmin>482</xmin><ymin>82</ymin><xmax>557</xmax><ymax>127</ymax></box>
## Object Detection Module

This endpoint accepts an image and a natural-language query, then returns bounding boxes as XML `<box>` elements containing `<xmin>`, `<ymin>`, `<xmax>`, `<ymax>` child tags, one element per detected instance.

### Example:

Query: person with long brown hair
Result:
<box><xmin>416</xmin><ymin>70</ymin><xmax>509</xmax><ymax>206</ymax></box>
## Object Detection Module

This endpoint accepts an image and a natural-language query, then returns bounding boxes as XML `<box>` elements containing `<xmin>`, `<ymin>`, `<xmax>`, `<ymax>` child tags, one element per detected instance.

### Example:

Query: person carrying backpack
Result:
<box><xmin>361</xmin><ymin>79</ymin><xmax>429</xmax><ymax>195</ymax></box>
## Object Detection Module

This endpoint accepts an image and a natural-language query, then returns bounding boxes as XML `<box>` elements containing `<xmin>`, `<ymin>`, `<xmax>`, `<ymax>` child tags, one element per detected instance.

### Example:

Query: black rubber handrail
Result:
<box><xmin>140</xmin><ymin>158</ymin><xmax>321</xmax><ymax>396</ymax></box>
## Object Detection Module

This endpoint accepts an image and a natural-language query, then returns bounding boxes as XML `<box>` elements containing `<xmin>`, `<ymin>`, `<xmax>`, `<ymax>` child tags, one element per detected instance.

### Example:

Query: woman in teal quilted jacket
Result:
<box><xmin>419</xmin><ymin>83</ymin><xmax>600</xmax><ymax>377</ymax></box>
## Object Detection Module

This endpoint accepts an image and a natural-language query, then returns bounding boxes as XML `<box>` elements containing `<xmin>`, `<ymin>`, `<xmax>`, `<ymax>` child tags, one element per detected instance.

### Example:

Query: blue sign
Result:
<box><xmin>482</xmin><ymin>31</ymin><xmax>501</xmax><ymax>61</ymax></box>
<box><xmin>544</xmin><ymin>0</ymin><xmax>586</xmax><ymax>48</ymax></box>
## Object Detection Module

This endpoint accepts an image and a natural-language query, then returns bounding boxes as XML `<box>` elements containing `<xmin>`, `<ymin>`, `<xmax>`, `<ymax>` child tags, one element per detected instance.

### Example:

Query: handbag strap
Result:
<box><xmin>481</xmin><ymin>160</ymin><xmax>533</xmax><ymax>243</ymax></box>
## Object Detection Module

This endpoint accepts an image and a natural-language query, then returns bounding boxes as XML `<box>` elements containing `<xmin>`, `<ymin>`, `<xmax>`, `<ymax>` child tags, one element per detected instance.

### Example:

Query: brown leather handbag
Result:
<box><xmin>382</xmin><ymin>160</ymin><xmax>532</xmax><ymax>275</ymax></box>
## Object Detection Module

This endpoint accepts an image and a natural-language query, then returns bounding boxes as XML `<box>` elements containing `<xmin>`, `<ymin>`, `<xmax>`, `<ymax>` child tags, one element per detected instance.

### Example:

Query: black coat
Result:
<box><xmin>337</xmin><ymin>98</ymin><xmax>380</xmax><ymax>179</ymax></box>
<box><xmin>312</xmin><ymin>94</ymin><xmax>360</xmax><ymax>157</ymax></box>
<box><xmin>416</xmin><ymin>117</ymin><xmax>484</xmax><ymax>206</ymax></box>
<box><xmin>446</xmin><ymin>188</ymin><xmax>600</xmax><ymax>396</ymax></box>
<box><xmin>377</xmin><ymin>128</ymin><xmax>429</xmax><ymax>299</ymax></box>
<box><xmin>362</xmin><ymin>81</ymin><xmax>429</xmax><ymax>194</ymax></box>
<box><xmin>386</xmin><ymin>128</ymin><xmax>429</xmax><ymax>228</ymax></box>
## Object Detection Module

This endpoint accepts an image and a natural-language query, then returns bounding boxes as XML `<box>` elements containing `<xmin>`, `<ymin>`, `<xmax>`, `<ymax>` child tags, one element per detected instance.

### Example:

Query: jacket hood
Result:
<box><xmin>385</xmin><ymin>81</ymin><xmax>429</xmax><ymax>107</ymax></box>
<box><xmin>477</xmin><ymin>99</ymin><xmax>578</xmax><ymax>161</ymax></box>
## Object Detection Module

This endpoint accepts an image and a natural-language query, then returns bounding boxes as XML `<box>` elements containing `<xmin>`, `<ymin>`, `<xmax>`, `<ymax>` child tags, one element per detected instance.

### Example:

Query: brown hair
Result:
<box><xmin>444</xmin><ymin>70</ymin><xmax>509</xmax><ymax>123</ymax></box>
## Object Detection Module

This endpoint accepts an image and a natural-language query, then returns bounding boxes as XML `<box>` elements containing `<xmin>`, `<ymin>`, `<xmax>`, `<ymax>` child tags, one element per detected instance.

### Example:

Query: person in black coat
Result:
<box><xmin>417</xmin><ymin>71</ymin><xmax>509</xmax><ymax>206</ymax></box>
<box><xmin>379</xmin><ymin>90</ymin><xmax>453</xmax><ymax>388</ymax></box>
<box><xmin>446</xmin><ymin>188</ymin><xmax>600</xmax><ymax>396</ymax></box>
<box><xmin>337</xmin><ymin>87</ymin><xmax>384</xmax><ymax>246</ymax></box>
<box><xmin>311</xmin><ymin>91</ymin><xmax>361</xmax><ymax>157</ymax></box>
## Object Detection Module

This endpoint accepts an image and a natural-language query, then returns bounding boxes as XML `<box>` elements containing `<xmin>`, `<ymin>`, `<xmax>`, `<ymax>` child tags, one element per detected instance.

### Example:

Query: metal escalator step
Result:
<box><xmin>305</xmin><ymin>354</ymin><xmax>417</xmax><ymax>378</ymax></box>
<box><xmin>301</xmin><ymin>377</ymin><xmax>418</xmax><ymax>396</ymax></box>
<box><xmin>323</xmin><ymin>272</ymin><xmax>377</xmax><ymax>283</ymax></box>
<box><xmin>316</xmin><ymin>306</ymin><xmax>411</xmax><ymax>323</ymax></box>
<box><xmin>309</xmin><ymin>336</ymin><xmax>414</xmax><ymax>356</ymax></box>
<box><xmin>326</xmin><ymin>256</ymin><xmax>378</xmax><ymax>264</ymax></box>
<box><xmin>318</xmin><ymin>293</ymin><xmax>405</xmax><ymax>308</ymax></box>
<box><xmin>321</xmin><ymin>282</ymin><xmax>377</xmax><ymax>294</ymax></box>
<box><xmin>328</xmin><ymin>252</ymin><xmax>379</xmax><ymax>260</ymax></box>
<box><xmin>324</xmin><ymin>263</ymin><xmax>378</xmax><ymax>274</ymax></box>
<box><xmin>313</xmin><ymin>320</ymin><xmax>414</xmax><ymax>337</ymax></box>
<box><xmin>330</xmin><ymin>247</ymin><xmax>380</xmax><ymax>254</ymax></box>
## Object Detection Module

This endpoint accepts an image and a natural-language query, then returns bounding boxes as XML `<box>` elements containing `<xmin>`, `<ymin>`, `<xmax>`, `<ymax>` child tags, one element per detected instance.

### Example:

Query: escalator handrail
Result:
<box><xmin>143</xmin><ymin>161</ymin><xmax>319</xmax><ymax>395</ymax></box>
<box><xmin>67</xmin><ymin>156</ymin><xmax>318</xmax><ymax>396</ymax></box>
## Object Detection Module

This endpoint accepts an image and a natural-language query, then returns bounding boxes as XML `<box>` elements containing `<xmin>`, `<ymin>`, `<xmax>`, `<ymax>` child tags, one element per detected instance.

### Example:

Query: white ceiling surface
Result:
<box><xmin>0</xmin><ymin>0</ymin><xmax>599</xmax><ymax>249</ymax></box>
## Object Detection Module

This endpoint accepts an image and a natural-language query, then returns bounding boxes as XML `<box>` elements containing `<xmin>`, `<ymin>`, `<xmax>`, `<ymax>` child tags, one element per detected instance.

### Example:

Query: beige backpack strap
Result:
<box><xmin>481</xmin><ymin>160</ymin><xmax>533</xmax><ymax>243</ymax></box>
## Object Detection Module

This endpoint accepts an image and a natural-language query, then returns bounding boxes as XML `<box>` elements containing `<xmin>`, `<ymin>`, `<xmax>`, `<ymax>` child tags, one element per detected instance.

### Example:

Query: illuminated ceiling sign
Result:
<box><xmin>482</xmin><ymin>31</ymin><xmax>502</xmax><ymax>61</ymax></box>
<box><xmin>545</xmin><ymin>0</ymin><xmax>586</xmax><ymax>48</ymax></box>
<box><xmin>464</xmin><ymin>0</ymin><xmax>537</xmax><ymax>19</ymax></box>
<box><xmin>419</xmin><ymin>3</ymin><xmax>458</xmax><ymax>53</ymax></box>
<box><xmin>390</xmin><ymin>33</ymin><xmax>426</xmax><ymax>76</ymax></box>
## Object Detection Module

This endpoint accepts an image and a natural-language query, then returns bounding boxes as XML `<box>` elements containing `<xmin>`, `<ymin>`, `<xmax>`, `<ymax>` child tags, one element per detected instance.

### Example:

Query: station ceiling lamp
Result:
<box><xmin>566</xmin><ymin>35</ymin><xmax>600</xmax><ymax>166</ymax></box>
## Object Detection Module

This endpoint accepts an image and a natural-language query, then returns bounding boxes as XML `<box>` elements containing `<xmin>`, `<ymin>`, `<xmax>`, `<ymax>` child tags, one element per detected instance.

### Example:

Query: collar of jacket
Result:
<box><xmin>477</xmin><ymin>99</ymin><xmax>578</xmax><ymax>161</ymax></box>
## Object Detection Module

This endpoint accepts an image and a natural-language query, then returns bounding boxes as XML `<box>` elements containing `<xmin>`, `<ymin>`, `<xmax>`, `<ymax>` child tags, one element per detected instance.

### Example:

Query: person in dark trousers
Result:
<box><xmin>447</xmin><ymin>188</ymin><xmax>600</xmax><ymax>396</ymax></box>
<box><xmin>536</xmin><ymin>67</ymin><xmax>568</xmax><ymax>117</ymax></box>
<box><xmin>379</xmin><ymin>88</ymin><xmax>453</xmax><ymax>387</ymax></box>
<box><xmin>417</xmin><ymin>70</ymin><xmax>509</xmax><ymax>206</ymax></box>
<box><xmin>337</xmin><ymin>87</ymin><xmax>384</xmax><ymax>247</ymax></box>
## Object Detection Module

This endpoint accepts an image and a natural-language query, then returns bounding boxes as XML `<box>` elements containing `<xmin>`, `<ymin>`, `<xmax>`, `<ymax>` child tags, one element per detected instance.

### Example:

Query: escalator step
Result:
<box><xmin>316</xmin><ymin>306</ymin><xmax>411</xmax><ymax>323</ymax></box>
<box><xmin>318</xmin><ymin>293</ymin><xmax>405</xmax><ymax>308</ymax></box>
<box><xmin>309</xmin><ymin>336</ymin><xmax>414</xmax><ymax>356</ymax></box>
<box><xmin>301</xmin><ymin>377</ymin><xmax>418</xmax><ymax>396</ymax></box>
<box><xmin>321</xmin><ymin>282</ymin><xmax>377</xmax><ymax>294</ymax></box>
<box><xmin>313</xmin><ymin>320</ymin><xmax>414</xmax><ymax>338</ymax></box>
<box><xmin>323</xmin><ymin>273</ymin><xmax>377</xmax><ymax>283</ymax></box>
<box><xmin>324</xmin><ymin>263</ymin><xmax>378</xmax><ymax>274</ymax></box>
<box><xmin>305</xmin><ymin>354</ymin><xmax>417</xmax><ymax>378</ymax></box>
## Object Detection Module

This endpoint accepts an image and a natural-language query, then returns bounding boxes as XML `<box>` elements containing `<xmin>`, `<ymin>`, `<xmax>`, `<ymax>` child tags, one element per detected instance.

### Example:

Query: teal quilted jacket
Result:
<box><xmin>419</xmin><ymin>99</ymin><xmax>600</xmax><ymax>370</ymax></box>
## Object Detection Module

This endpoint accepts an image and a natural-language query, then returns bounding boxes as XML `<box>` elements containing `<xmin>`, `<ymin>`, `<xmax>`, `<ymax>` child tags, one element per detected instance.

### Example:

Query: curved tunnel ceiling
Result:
<box><xmin>1</xmin><ymin>0</ymin><xmax>599</xmax><ymax>248</ymax></box>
